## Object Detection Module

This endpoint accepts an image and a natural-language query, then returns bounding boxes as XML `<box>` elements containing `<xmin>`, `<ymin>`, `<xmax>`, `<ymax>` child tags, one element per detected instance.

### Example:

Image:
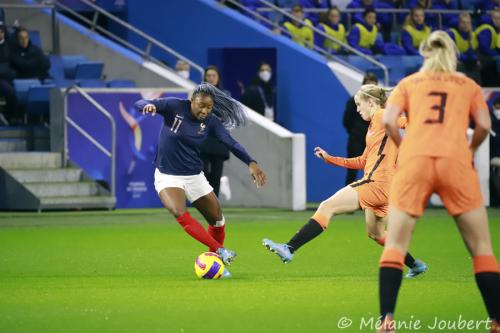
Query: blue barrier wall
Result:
<box><xmin>126</xmin><ymin>0</ymin><xmax>352</xmax><ymax>201</ymax></box>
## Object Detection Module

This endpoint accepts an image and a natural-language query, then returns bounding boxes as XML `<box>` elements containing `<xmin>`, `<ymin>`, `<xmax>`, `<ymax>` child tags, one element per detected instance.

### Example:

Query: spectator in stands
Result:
<box><xmin>475</xmin><ymin>0</ymin><xmax>500</xmax><ymax>15</ymax></box>
<box><xmin>475</xmin><ymin>8</ymin><xmax>500</xmax><ymax>86</ymax></box>
<box><xmin>298</xmin><ymin>0</ymin><xmax>331</xmax><ymax>25</ymax></box>
<box><xmin>347</xmin><ymin>8</ymin><xmax>384</xmax><ymax>55</ymax></box>
<box><xmin>447</xmin><ymin>12</ymin><xmax>481</xmax><ymax>82</ymax></box>
<box><xmin>342</xmin><ymin>72</ymin><xmax>378</xmax><ymax>185</ymax></box>
<box><xmin>347</xmin><ymin>0</ymin><xmax>394</xmax><ymax>41</ymax></box>
<box><xmin>0</xmin><ymin>23</ymin><xmax>16</xmax><ymax>125</ymax></box>
<box><xmin>200</xmin><ymin>66</ymin><xmax>230</xmax><ymax>197</ymax></box>
<box><xmin>315</xmin><ymin>7</ymin><xmax>346</xmax><ymax>53</ymax></box>
<box><xmin>407</xmin><ymin>0</ymin><xmax>458</xmax><ymax>29</ymax></box>
<box><xmin>175</xmin><ymin>59</ymin><xmax>190</xmax><ymax>80</ymax></box>
<box><xmin>283</xmin><ymin>4</ymin><xmax>315</xmax><ymax>49</ymax></box>
<box><xmin>401</xmin><ymin>7</ymin><xmax>432</xmax><ymax>55</ymax></box>
<box><xmin>430</xmin><ymin>0</ymin><xmax>459</xmax><ymax>29</ymax></box>
<box><xmin>10</xmin><ymin>27</ymin><xmax>49</xmax><ymax>80</ymax></box>
<box><xmin>241</xmin><ymin>62</ymin><xmax>276</xmax><ymax>121</ymax></box>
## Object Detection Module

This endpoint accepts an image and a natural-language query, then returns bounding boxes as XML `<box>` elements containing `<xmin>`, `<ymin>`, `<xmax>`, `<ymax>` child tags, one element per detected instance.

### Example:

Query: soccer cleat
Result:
<box><xmin>406</xmin><ymin>259</ymin><xmax>428</xmax><ymax>278</ymax></box>
<box><xmin>262</xmin><ymin>238</ymin><xmax>294</xmax><ymax>263</ymax></box>
<box><xmin>221</xmin><ymin>268</ymin><xmax>232</xmax><ymax>279</ymax></box>
<box><xmin>378</xmin><ymin>314</ymin><xmax>395</xmax><ymax>333</ymax></box>
<box><xmin>216</xmin><ymin>247</ymin><xmax>237</xmax><ymax>265</ymax></box>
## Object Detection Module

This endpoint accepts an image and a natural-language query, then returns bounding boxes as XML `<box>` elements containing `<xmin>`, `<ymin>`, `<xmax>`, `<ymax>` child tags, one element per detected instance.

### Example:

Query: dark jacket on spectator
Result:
<box><xmin>241</xmin><ymin>77</ymin><xmax>275</xmax><ymax>117</ymax></box>
<box><xmin>0</xmin><ymin>38</ymin><xmax>15</xmax><ymax>81</ymax></box>
<box><xmin>343</xmin><ymin>96</ymin><xmax>369</xmax><ymax>143</ymax></box>
<box><xmin>10</xmin><ymin>40</ymin><xmax>49</xmax><ymax>80</ymax></box>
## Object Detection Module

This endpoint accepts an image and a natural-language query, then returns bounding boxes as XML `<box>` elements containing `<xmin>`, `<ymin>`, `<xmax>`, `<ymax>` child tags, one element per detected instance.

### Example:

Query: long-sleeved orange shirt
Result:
<box><xmin>326</xmin><ymin>108</ymin><xmax>406</xmax><ymax>184</ymax></box>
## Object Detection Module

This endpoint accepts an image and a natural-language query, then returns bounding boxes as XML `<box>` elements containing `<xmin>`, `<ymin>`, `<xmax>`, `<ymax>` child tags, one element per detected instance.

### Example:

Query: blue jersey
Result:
<box><xmin>134</xmin><ymin>97</ymin><xmax>255</xmax><ymax>176</ymax></box>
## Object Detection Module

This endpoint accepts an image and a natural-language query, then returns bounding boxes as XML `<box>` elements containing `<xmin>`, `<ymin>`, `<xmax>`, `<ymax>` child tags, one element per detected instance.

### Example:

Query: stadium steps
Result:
<box><xmin>0</xmin><ymin>152</ymin><xmax>115</xmax><ymax>211</ymax></box>
<box><xmin>0</xmin><ymin>126</ymin><xmax>50</xmax><ymax>152</ymax></box>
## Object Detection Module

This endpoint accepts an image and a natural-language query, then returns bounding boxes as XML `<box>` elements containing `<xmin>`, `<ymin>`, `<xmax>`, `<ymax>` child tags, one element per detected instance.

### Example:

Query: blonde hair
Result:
<box><xmin>356</xmin><ymin>84</ymin><xmax>391</xmax><ymax>107</ymax></box>
<box><xmin>419</xmin><ymin>30</ymin><xmax>458</xmax><ymax>73</ymax></box>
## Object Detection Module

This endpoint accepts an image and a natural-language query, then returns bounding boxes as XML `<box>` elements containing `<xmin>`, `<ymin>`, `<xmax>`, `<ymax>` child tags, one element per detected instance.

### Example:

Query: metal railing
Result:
<box><xmin>224</xmin><ymin>0</ymin><xmax>390</xmax><ymax>85</ymax></box>
<box><xmin>48</xmin><ymin>0</ymin><xmax>205</xmax><ymax>82</ymax></box>
<box><xmin>64</xmin><ymin>85</ymin><xmax>116</xmax><ymax>199</ymax></box>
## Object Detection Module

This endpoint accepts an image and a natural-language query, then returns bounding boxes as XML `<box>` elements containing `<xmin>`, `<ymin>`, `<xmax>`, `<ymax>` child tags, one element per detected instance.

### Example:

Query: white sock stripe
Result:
<box><xmin>215</xmin><ymin>217</ymin><xmax>225</xmax><ymax>227</ymax></box>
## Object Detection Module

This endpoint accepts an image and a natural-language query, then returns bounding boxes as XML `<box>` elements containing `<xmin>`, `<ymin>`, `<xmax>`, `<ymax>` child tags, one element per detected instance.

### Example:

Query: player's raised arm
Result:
<box><xmin>134</xmin><ymin>98</ymin><xmax>178</xmax><ymax>117</ymax></box>
<box><xmin>314</xmin><ymin>146</ymin><xmax>366</xmax><ymax>169</ymax></box>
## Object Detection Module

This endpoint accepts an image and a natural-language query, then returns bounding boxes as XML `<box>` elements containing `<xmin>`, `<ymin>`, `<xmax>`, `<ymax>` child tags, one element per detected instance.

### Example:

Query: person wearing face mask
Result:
<box><xmin>241</xmin><ymin>62</ymin><xmax>276</xmax><ymax>121</ymax></box>
<box><xmin>175</xmin><ymin>60</ymin><xmax>190</xmax><ymax>80</ymax></box>
<box><xmin>200</xmin><ymin>66</ymin><xmax>231</xmax><ymax>198</ymax></box>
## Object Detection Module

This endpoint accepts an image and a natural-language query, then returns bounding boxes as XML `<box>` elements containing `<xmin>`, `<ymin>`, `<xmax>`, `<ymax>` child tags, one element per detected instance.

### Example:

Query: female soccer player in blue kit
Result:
<box><xmin>135</xmin><ymin>83</ymin><xmax>267</xmax><ymax>277</ymax></box>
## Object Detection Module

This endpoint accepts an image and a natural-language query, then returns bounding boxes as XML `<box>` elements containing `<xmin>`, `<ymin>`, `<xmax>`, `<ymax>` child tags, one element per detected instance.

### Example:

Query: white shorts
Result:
<box><xmin>154</xmin><ymin>169</ymin><xmax>213</xmax><ymax>203</ymax></box>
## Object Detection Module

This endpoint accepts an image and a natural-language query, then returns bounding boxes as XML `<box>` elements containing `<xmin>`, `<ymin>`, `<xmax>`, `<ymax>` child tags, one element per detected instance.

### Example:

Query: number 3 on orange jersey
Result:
<box><xmin>425</xmin><ymin>92</ymin><xmax>447</xmax><ymax>124</ymax></box>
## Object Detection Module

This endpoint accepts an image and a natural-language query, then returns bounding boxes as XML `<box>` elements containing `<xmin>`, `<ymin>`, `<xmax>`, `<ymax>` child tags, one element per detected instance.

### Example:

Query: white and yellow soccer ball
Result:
<box><xmin>194</xmin><ymin>252</ymin><xmax>225</xmax><ymax>279</ymax></box>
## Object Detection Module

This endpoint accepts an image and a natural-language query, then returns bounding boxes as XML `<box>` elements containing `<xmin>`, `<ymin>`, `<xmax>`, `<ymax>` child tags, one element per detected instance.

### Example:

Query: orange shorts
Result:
<box><xmin>350</xmin><ymin>179</ymin><xmax>389</xmax><ymax>217</ymax></box>
<box><xmin>390</xmin><ymin>156</ymin><xmax>483</xmax><ymax>217</ymax></box>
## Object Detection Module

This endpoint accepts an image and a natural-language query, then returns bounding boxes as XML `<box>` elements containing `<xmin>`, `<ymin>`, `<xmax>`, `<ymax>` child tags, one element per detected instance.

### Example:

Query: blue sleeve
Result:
<box><xmin>314</xmin><ymin>24</ymin><xmax>326</xmax><ymax>49</ymax></box>
<box><xmin>210</xmin><ymin>118</ymin><xmax>256</xmax><ymax>165</ymax></box>
<box><xmin>477</xmin><ymin>29</ymin><xmax>497</xmax><ymax>57</ymax></box>
<box><xmin>401</xmin><ymin>30</ymin><xmax>419</xmax><ymax>55</ymax></box>
<box><xmin>133</xmin><ymin>97</ymin><xmax>180</xmax><ymax>117</ymax></box>
<box><xmin>347</xmin><ymin>26</ymin><xmax>373</xmax><ymax>55</ymax></box>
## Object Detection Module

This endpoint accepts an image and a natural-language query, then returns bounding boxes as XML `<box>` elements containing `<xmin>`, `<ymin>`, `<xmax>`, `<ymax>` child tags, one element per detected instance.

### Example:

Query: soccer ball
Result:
<box><xmin>194</xmin><ymin>252</ymin><xmax>225</xmax><ymax>279</ymax></box>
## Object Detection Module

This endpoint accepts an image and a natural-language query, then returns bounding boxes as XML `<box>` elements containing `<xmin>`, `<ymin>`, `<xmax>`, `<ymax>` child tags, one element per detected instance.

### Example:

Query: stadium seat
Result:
<box><xmin>77</xmin><ymin>79</ymin><xmax>107</xmax><ymax>87</ymax></box>
<box><xmin>28</xmin><ymin>30</ymin><xmax>41</xmax><ymax>49</ymax></box>
<box><xmin>382</xmin><ymin>43</ymin><xmax>406</xmax><ymax>55</ymax></box>
<box><xmin>107</xmin><ymin>80</ymin><xmax>136</xmax><ymax>88</ymax></box>
<box><xmin>347</xmin><ymin>55</ymin><xmax>389</xmax><ymax>82</ymax></box>
<box><xmin>26</xmin><ymin>85</ymin><xmax>55</xmax><ymax>115</ymax></box>
<box><xmin>49</xmin><ymin>55</ymin><xmax>65</xmax><ymax>81</ymax></box>
<box><xmin>74</xmin><ymin>62</ymin><xmax>104</xmax><ymax>80</ymax></box>
<box><xmin>62</xmin><ymin>55</ymin><xmax>87</xmax><ymax>79</ymax></box>
<box><xmin>13</xmin><ymin>79</ymin><xmax>41</xmax><ymax>103</ymax></box>
<box><xmin>402</xmin><ymin>56</ymin><xmax>424</xmax><ymax>75</ymax></box>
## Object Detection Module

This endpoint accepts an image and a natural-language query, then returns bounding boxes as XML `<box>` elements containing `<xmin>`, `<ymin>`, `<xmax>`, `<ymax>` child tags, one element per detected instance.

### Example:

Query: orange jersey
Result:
<box><xmin>386</xmin><ymin>72</ymin><xmax>488</xmax><ymax>165</ymax></box>
<box><xmin>326</xmin><ymin>108</ymin><xmax>406</xmax><ymax>183</ymax></box>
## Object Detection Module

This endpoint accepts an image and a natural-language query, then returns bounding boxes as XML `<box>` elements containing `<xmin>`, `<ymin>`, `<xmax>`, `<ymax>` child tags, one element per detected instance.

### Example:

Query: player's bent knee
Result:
<box><xmin>168</xmin><ymin>207</ymin><xmax>187</xmax><ymax>218</ymax></box>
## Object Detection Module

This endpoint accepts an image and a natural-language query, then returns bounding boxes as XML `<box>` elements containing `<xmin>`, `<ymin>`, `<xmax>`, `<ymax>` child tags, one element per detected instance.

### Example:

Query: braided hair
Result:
<box><xmin>192</xmin><ymin>83</ymin><xmax>247</xmax><ymax>129</ymax></box>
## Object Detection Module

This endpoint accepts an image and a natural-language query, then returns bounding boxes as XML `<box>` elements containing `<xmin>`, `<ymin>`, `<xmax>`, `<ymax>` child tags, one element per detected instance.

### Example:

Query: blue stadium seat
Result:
<box><xmin>13</xmin><ymin>79</ymin><xmax>41</xmax><ymax>103</ymax></box>
<box><xmin>74</xmin><ymin>62</ymin><xmax>104</xmax><ymax>79</ymax></box>
<box><xmin>77</xmin><ymin>79</ymin><xmax>107</xmax><ymax>87</ymax></box>
<box><xmin>26</xmin><ymin>85</ymin><xmax>55</xmax><ymax>115</ymax></box>
<box><xmin>62</xmin><ymin>55</ymin><xmax>87</xmax><ymax>79</ymax></box>
<box><xmin>390</xmin><ymin>31</ymin><xmax>400</xmax><ymax>44</ymax></box>
<box><xmin>401</xmin><ymin>56</ymin><xmax>424</xmax><ymax>75</ymax></box>
<box><xmin>107</xmin><ymin>80</ymin><xmax>136</xmax><ymax>88</ymax></box>
<box><xmin>347</xmin><ymin>56</ymin><xmax>389</xmax><ymax>82</ymax></box>
<box><xmin>28</xmin><ymin>30</ymin><xmax>41</xmax><ymax>49</ymax></box>
<box><xmin>49</xmin><ymin>55</ymin><xmax>65</xmax><ymax>81</ymax></box>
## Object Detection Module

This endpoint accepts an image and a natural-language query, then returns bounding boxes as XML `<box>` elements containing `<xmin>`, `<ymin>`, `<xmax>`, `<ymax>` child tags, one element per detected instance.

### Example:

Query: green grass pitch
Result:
<box><xmin>0</xmin><ymin>208</ymin><xmax>499</xmax><ymax>332</ymax></box>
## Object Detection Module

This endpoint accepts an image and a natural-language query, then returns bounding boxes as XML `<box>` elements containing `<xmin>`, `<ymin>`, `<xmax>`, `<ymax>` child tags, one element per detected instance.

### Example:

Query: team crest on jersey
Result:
<box><xmin>198</xmin><ymin>123</ymin><xmax>206</xmax><ymax>135</ymax></box>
